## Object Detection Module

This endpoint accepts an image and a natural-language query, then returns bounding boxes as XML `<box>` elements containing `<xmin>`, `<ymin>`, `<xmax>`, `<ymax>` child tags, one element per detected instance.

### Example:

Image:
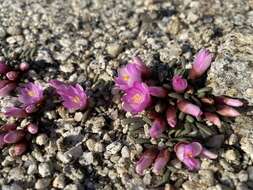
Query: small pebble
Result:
<box><xmin>36</xmin><ymin>134</ymin><xmax>48</xmax><ymax>146</ymax></box>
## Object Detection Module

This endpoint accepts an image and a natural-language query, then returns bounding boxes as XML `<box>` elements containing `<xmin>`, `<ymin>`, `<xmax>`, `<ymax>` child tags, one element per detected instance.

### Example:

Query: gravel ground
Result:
<box><xmin>0</xmin><ymin>0</ymin><xmax>253</xmax><ymax>189</ymax></box>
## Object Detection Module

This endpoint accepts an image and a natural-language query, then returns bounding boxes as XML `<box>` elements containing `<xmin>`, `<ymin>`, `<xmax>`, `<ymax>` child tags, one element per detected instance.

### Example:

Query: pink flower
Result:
<box><xmin>175</xmin><ymin>142</ymin><xmax>217</xmax><ymax>171</ymax></box>
<box><xmin>0</xmin><ymin>61</ymin><xmax>9</xmax><ymax>74</ymax></box>
<box><xmin>18</xmin><ymin>82</ymin><xmax>44</xmax><ymax>106</ymax></box>
<box><xmin>177</xmin><ymin>100</ymin><xmax>203</xmax><ymax>117</ymax></box>
<box><xmin>148</xmin><ymin>86</ymin><xmax>167</xmax><ymax>97</ymax></box>
<box><xmin>115</xmin><ymin>64</ymin><xmax>142</xmax><ymax>90</ymax></box>
<box><xmin>5</xmin><ymin>107</ymin><xmax>28</xmax><ymax>118</ymax></box>
<box><xmin>175</xmin><ymin>142</ymin><xmax>202</xmax><ymax>171</ymax></box>
<box><xmin>216</xmin><ymin>106</ymin><xmax>240</xmax><ymax>117</ymax></box>
<box><xmin>166</xmin><ymin>106</ymin><xmax>177</xmax><ymax>128</ymax></box>
<box><xmin>153</xmin><ymin>149</ymin><xmax>170</xmax><ymax>175</ymax></box>
<box><xmin>0</xmin><ymin>80</ymin><xmax>16</xmax><ymax>97</ymax></box>
<box><xmin>189</xmin><ymin>49</ymin><xmax>213</xmax><ymax>80</ymax></box>
<box><xmin>122</xmin><ymin>82</ymin><xmax>151</xmax><ymax>114</ymax></box>
<box><xmin>135</xmin><ymin>149</ymin><xmax>157</xmax><ymax>175</ymax></box>
<box><xmin>215</xmin><ymin>96</ymin><xmax>244</xmax><ymax>107</ymax></box>
<box><xmin>149</xmin><ymin>118</ymin><xmax>166</xmax><ymax>139</ymax></box>
<box><xmin>130</xmin><ymin>56</ymin><xmax>151</xmax><ymax>77</ymax></box>
<box><xmin>172</xmin><ymin>75</ymin><xmax>188</xmax><ymax>93</ymax></box>
<box><xmin>50</xmin><ymin>80</ymin><xmax>88</xmax><ymax>111</ymax></box>
<box><xmin>204</xmin><ymin>112</ymin><xmax>221</xmax><ymax>127</ymax></box>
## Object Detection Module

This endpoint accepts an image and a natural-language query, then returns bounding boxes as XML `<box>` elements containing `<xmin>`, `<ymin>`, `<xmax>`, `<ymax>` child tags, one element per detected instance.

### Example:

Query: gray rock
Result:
<box><xmin>74</xmin><ymin>112</ymin><xmax>83</xmax><ymax>122</ymax></box>
<box><xmin>106</xmin><ymin>142</ymin><xmax>122</xmax><ymax>155</ymax></box>
<box><xmin>121</xmin><ymin>146</ymin><xmax>130</xmax><ymax>158</ymax></box>
<box><xmin>64</xmin><ymin>184</ymin><xmax>79</xmax><ymax>190</ymax></box>
<box><xmin>94</xmin><ymin>142</ymin><xmax>104</xmax><ymax>153</ymax></box>
<box><xmin>35</xmin><ymin>178</ymin><xmax>51</xmax><ymax>189</ymax></box>
<box><xmin>238</xmin><ymin>170</ymin><xmax>248</xmax><ymax>182</ymax></box>
<box><xmin>38</xmin><ymin>162</ymin><xmax>52</xmax><ymax>177</ymax></box>
<box><xmin>85</xmin><ymin>139</ymin><xmax>96</xmax><ymax>152</ymax></box>
<box><xmin>36</xmin><ymin>134</ymin><xmax>48</xmax><ymax>146</ymax></box>
<box><xmin>0</xmin><ymin>27</ymin><xmax>6</xmax><ymax>38</ymax></box>
<box><xmin>106</xmin><ymin>43</ymin><xmax>122</xmax><ymax>57</ymax></box>
<box><xmin>79</xmin><ymin>152</ymin><xmax>94</xmax><ymax>165</ymax></box>
<box><xmin>53</xmin><ymin>174</ymin><xmax>66</xmax><ymax>189</ymax></box>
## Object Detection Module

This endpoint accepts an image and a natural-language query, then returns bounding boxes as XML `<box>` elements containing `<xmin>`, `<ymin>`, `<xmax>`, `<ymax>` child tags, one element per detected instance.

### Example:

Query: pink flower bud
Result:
<box><xmin>0</xmin><ymin>80</ymin><xmax>16</xmax><ymax>97</ymax></box>
<box><xmin>166</xmin><ymin>106</ymin><xmax>177</xmax><ymax>128</ymax></box>
<box><xmin>215</xmin><ymin>96</ymin><xmax>244</xmax><ymax>107</ymax></box>
<box><xmin>172</xmin><ymin>75</ymin><xmax>188</xmax><ymax>93</ymax></box>
<box><xmin>216</xmin><ymin>106</ymin><xmax>240</xmax><ymax>117</ymax></box>
<box><xmin>5</xmin><ymin>107</ymin><xmax>28</xmax><ymax>118</ymax></box>
<box><xmin>0</xmin><ymin>61</ymin><xmax>9</xmax><ymax>74</ymax></box>
<box><xmin>3</xmin><ymin>130</ymin><xmax>25</xmax><ymax>144</ymax></box>
<box><xmin>200</xmin><ymin>97</ymin><xmax>214</xmax><ymax>105</ymax></box>
<box><xmin>148</xmin><ymin>86</ymin><xmax>167</xmax><ymax>97</ymax></box>
<box><xmin>135</xmin><ymin>149</ymin><xmax>157</xmax><ymax>175</ymax></box>
<box><xmin>189</xmin><ymin>49</ymin><xmax>213</xmax><ymax>80</ymax></box>
<box><xmin>204</xmin><ymin>112</ymin><xmax>221</xmax><ymax>127</ymax></box>
<box><xmin>149</xmin><ymin>118</ymin><xmax>166</xmax><ymax>139</ymax></box>
<box><xmin>6</xmin><ymin>71</ymin><xmax>19</xmax><ymax>81</ymax></box>
<box><xmin>19</xmin><ymin>62</ymin><xmax>29</xmax><ymax>71</ymax></box>
<box><xmin>153</xmin><ymin>149</ymin><xmax>170</xmax><ymax>175</ymax></box>
<box><xmin>177</xmin><ymin>100</ymin><xmax>202</xmax><ymax>117</ymax></box>
<box><xmin>27</xmin><ymin>123</ymin><xmax>38</xmax><ymax>134</ymax></box>
<box><xmin>0</xmin><ymin>123</ymin><xmax>17</xmax><ymax>132</ymax></box>
<box><xmin>9</xmin><ymin>143</ymin><xmax>27</xmax><ymax>156</ymax></box>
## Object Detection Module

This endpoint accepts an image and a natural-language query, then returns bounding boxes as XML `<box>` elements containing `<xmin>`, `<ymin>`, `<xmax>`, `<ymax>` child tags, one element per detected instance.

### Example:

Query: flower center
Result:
<box><xmin>72</xmin><ymin>96</ymin><xmax>80</xmax><ymax>103</ymax></box>
<box><xmin>132</xmin><ymin>93</ymin><xmax>143</xmax><ymax>104</ymax></box>
<box><xmin>186</xmin><ymin>152</ymin><xmax>193</xmax><ymax>158</ymax></box>
<box><xmin>123</xmin><ymin>75</ymin><xmax>129</xmax><ymax>81</ymax></box>
<box><xmin>28</xmin><ymin>90</ymin><xmax>36</xmax><ymax>97</ymax></box>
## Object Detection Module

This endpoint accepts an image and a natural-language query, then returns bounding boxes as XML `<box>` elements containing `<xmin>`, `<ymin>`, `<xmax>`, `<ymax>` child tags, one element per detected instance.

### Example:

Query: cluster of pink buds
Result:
<box><xmin>0</xmin><ymin>61</ymin><xmax>29</xmax><ymax>97</ymax></box>
<box><xmin>115</xmin><ymin>49</ymin><xmax>246</xmax><ymax>175</ymax></box>
<box><xmin>136</xmin><ymin>148</ymin><xmax>170</xmax><ymax>175</ymax></box>
<box><xmin>0</xmin><ymin>61</ymin><xmax>88</xmax><ymax>156</ymax></box>
<box><xmin>0</xmin><ymin>122</ymin><xmax>38</xmax><ymax>156</ymax></box>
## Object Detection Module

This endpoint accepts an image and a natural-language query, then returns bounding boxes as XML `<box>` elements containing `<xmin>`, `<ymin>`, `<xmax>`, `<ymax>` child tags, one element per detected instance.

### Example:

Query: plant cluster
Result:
<box><xmin>0</xmin><ymin>61</ymin><xmax>88</xmax><ymax>156</ymax></box>
<box><xmin>114</xmin><ymin>49</ymin><xmax>245</xmax><ymax>175</ymax></box>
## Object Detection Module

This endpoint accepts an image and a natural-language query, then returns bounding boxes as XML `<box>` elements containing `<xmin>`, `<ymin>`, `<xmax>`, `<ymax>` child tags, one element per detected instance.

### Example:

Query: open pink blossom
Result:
<box><xmin>135</xmin><ymin>149</ymin><xmax>157</xmax><ymax>175</ymax></box>
<box><xmin>189</xmin><ymin>49</ymin><xmax>213</xmax><ymax>80</ymax></box>
<box><xmin>153</xmin><ymin>149</ymin><xmax>170</xmax><ymax>175</ymax></box>
<box><xmin>148</xmin><ymin>86</ymin><xmax>167</xmax><ymax>97</ymax></box>
<box><xmin>177</xmin><ymin>100</ymin><xmax>203</xmax><ymax>117</ymax></box>
<box><xmin>130</xmin><ymin>56</ymin><xmax>151</xmax><ymax>77</ymax></box>
<box><xmin>216</xmin><ymin>106</ymin><xmax>240</xmax><ymax>117</ymax></box>
<box><xmin>5</xmin><ymin>107</ymin><xmax>28</xmax><ymax>118</ymax></box>
<box><xmin>122</xmin><ymin>82</ymin><xmax>151</xmax><ymax>114</ymax></box>
<box><xmin>166</xmin><ymin>106</ymin><xmax>177</xmax><ymax>128</ymax></box>
<box><xmin>175</xmin><ymin>142</ymin><xmax>202</xmax><ymax>171</ymax></box>
<box><xmin>0</xmin><ymin>80</ymin><xmax>16</xmax><ymax>97</ymax></box>
<box><xmin>50</xmin><ymin>80</ymin><xmax>88</xmax><ymax>111</ymax></box>
<box><xmin>215</xmin><ymin>96</ymin><xmax>244</xmax><ymax>107</ymax></box>
<box><xmin>115</xmin><ymin>64</ymin><xmax>142</xmax><ymax>90</ymax></box>
<box><xmin>0</xmin><ymin>61</ymin><xmax>9</xmax><ymax>74</ymax></box>
<box><xmin>175</xmin><ymin>142</ymin><xmax>217</xmax><ymax>171</ymax></box>
<box><xmin>18</xmin><ymin>82</ymin><xmax>44</xmax><ymax>106</ymax></box>
<box><xmin>204</xmin><ymin>112</ymin><xmax>221</xmax><ymax>127</ymax></box>
<box><xmin>172</xmin><ymin>75</ymin><xmax>188</xmax><ymax>93</ymax></box>
<box><xmin>149</xmin><ymin>118</ymin><xmax>166</xmax><ymax>139</ymax></box>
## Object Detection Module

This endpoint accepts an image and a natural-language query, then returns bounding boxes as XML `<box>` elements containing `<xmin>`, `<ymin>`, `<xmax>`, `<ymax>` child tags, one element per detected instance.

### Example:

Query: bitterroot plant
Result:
<box><xmin>114</xmin><ymin>49</ymin><xmax>246</xmax><ymax>178</ymax></box>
